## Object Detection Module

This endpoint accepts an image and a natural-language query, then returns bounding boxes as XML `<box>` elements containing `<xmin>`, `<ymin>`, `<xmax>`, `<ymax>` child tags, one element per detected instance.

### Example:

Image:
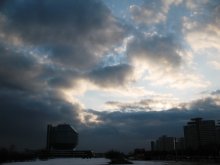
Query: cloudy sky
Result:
<box><xmin>0</xmin><ymin>0</ymin><xmax>220</xmax><ymax>152</ymax></box>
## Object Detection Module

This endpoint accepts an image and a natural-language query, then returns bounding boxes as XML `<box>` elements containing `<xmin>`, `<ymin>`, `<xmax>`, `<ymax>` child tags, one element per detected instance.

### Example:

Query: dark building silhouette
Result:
<box><xmin>151</xmin><ymin>136</ymin><xmax>185</xmax><ymax>152</ymax></box>
<box><xmin>184</xmin><ymin>118</ymin><xmax>216</xmax><ymax>150</ymax></box>
<box><xmin>149</xmin><ymin>117</ymin><xmax>220</xmax><ymax>159</ymax></box>
<box><xmin>47</xmin><ymin>124</ymin><xmax>78</xmax><ymax>151</ymax></box>
<box><xmin>154</xmin><ymin>135</ymin><xmax>176</xmax><ymax>151</ymax></box>
<box><xmin>151</xmin><ymin>141</ymin><xmax>155</xmax><ymax>151</ymax></box>
<box><xmin>216</xmin><ymin>121</ymin><xmax>220</xmax><ymax>146</ymax></box>
<box><xmin>175</xmin><ymin>137</ymin><xmax>185</xmax><ymax>151</ymax></box>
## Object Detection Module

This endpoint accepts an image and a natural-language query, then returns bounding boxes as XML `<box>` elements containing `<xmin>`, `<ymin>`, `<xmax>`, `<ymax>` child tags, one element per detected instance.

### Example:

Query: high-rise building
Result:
<box><xmin>175</xmin><ymin>137</ymin><xmax>185</xmax><ymax>151</ymax></box>
<box><xmin>151</xmin><ymin>141</ymin><xmax>155</xmax><ymax>151</ymax></box>
<box><xmin>216</xmin><ymin>121</ymin><xmax>220</xmax><ymax>146</ymax></box>
<box><xmin>184</xmin><ymin>118</ymin><xmax>216</xmax><ymax>150</ymax></box>
<box><xmin>47</xmin><ymin>124</ymin><xmax>78</xmax><ymax>151</ymax></box>
<box><xmin>155</xmin><ymin>135</ymin><xmax>175</xmax><ymax>151</ymax></box>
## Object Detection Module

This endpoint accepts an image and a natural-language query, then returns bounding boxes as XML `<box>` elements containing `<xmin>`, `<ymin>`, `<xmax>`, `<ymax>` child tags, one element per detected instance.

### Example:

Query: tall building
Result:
<box><xmin>155</xmin><ymin>135</ymin><xmax>175</xmax><ymax>151</ymax></box>
<box><xmin>216</xmin><ymin>121</ymin><xmax>220</xmax><ymax>146</ymax></box>
<box><xmin>47</xmin><ymin>124</ymin><xmax>78</xmax><ymax>151</ymax></box>
<box><xmin>151</xmin><ymin>141</ymin><xmax>155</xmax><ymax>151</ymax></box>
<box><xmin>175</xmin><ymin>137</ymin><xmax>185</xmax><ymax>151</ymax></box>
<box><xmin>184</xmin><ymin>118</ymin><xmax>216</xmax><ymax>150</ymax></box>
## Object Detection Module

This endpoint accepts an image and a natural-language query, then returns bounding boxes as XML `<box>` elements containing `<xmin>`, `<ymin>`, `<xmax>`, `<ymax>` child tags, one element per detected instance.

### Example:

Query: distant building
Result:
<box><xmin>47</xmin><ymin>124</ymin><xmax>78</xmax><ymax>151</ymax></box>
<box><xmin>155</xmin><ymin>135</ymin><xmax>175</xmax><ymax>151</ymax></box>
<box><xmin>175</xmin><ymin>137</ymin><xmax>185</xmax><ymax>151</ymax></box>
<box><xmin>216</xmin><ymin>121</ymin><xmax>220</xmax><ymax>146</ymax></box>
<box><xmin>151</xmin><ymin>141</ymin><xmax>155</xmax><ymax>151</ymax></box>
<box><xmin>184</xmin><ymin>118</ymin><xmax>216</xmax><ymax>150</ymax></box>
<box><xmin>134</xmin><ymin>148</ymin><xmax>146</xmax><ymax>159</ymax></box>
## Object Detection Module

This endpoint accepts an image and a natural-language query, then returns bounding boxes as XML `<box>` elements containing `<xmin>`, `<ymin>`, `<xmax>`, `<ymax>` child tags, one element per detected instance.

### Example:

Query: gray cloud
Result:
<box><xmin>0</xmin><ymin>43</ymin><xmax>83</xmax><ymax>92</ymax></box>
<box><xmin>127</xmin><ymin>34</ymin><xmax>182</xmax><ymax>68</ymax></box>
<box><xmin>211</xmin><ymin>90</ymin><xmax>220</xmax><ymax>95</ymax></box>
<box><xmin>105</xmin><ymin>99</ymin><xmax>153</xmax><ymax>111</ymax></box>
<box><xmin>0</xmin><ymin>44</ymin><xmax>43</xmax><ymax>91</ymax></box>
<box><xmin>41</xmin><ymin>65</ymin><xmax>82</xmax><ymax>89</ymax></box>
<box><xmin>0</xmin><ymin>0</ymin><xmax>125</xmax><ymax>70</ymax></box>
<box><xmin>130</xmin><ymin>0</ymin><xmax>166</xmax><ymax>25</ymax></box>
<box><xmin>182</xmin><ymin>0</ymin><xmax>220</xmax><ymax>33</ymax></box>
<box><xmin>88</xmin><ymin>64</ymin><xmax>134</xmax><ymax>88</ymax></box>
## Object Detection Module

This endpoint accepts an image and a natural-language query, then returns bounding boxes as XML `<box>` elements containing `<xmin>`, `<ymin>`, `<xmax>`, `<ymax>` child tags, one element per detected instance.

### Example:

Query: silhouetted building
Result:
<box><xmin>134</xmin><ymin>148</ymin><xmax>146</xmax><ymax>160</ymax></box>
<box><xmin>216</xmin><ymin>121</ymin><xmax>220</xmax><ymax>146</ymax></box>
<box><xmin>175</xmin><ymin>137</ymin><xmax>185</xmax><ymax>151</ymax></box>
<box><xmin>151</xmin><ymin>141</ymin><xmax>155</xmax><ymax>151</ymax></box>
<box><xmin>184</xmin><ymin>118</ymin><xmax>216</xmax><ymax>150</ymax></box>
<box><xmin>155</xmin><ymin>135</ymin><xmax>175</xmax><ymax>151</ymax></box>
<box><xmin>47</xmin><ymin>124</ymin><xmax>78</xmax><ymax>151</ymax></box>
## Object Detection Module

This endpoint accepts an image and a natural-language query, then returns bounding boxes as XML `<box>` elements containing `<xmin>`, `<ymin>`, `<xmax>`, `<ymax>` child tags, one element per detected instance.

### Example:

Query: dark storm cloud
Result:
<box><xmin>0</xmin><ymin>0</ymin><xmax>126</xmax><ymax>149</ymax></box>
<box><xmin>0</xmin><ymin>44</ymin><xmax>43</xmax><ymax>91</ymax></box>
<box><xmin>88</xmin><ymin>64</ymin><xmax>134</xmax><ymax>88</ymax></box>
<box><xmin>41</xmin><ymin>65</ymin><xmax>82</xmax><ymax>89</ymax></box>
<box><xmin>0</xmin><ymin>44</ymin><xmax>83</xmax><ymax>149</ymax></box>
<box><xmin>0</xmin><ymin>0</ymin><xmax>125</xmax><ymax>70</ymax></box>
<box><xmin>0</xmin><ymin>88</ymin><xmax>82</xmax><ymax>149</ymax></box>
<box><xmin>0</xmin><ymin>43</ymin><xmax>82</xmax><ymax>91</ymax></box>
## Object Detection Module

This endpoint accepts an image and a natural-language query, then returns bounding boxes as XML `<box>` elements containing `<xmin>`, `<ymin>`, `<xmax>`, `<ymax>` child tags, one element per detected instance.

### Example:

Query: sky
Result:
<box><xmin>0</xmin><ymin>0</ymin><xmax>220</xmax><ymax>153</ymax></box>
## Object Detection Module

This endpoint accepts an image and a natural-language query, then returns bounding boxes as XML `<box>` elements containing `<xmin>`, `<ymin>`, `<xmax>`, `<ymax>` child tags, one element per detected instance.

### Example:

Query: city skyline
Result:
<box><xmin>0</xmin><ymin>0</ymin><xmax>220</xmax><ymax>152</ymax></box>
<box><xmin>151</xmin><ymin>118</ymin><xmax>220</xmax><ymax>152</ymax></box>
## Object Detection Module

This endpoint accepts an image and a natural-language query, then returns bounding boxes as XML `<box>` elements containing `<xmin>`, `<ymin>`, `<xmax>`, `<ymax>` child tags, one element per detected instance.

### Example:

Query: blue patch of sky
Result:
<box><xmin>166</xmin><ymin>3</ymin><xmax>189</xmax><ymax>35</ymax></box>
<box><xmin>100</xmin><ymin>52</ymin><xmax>128</xmax><ymax>68</ymax></box>
<box><xmin>102</xmin><ymin>0</ymin><xmax>143</xmax><ymax>19</ymax></box>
